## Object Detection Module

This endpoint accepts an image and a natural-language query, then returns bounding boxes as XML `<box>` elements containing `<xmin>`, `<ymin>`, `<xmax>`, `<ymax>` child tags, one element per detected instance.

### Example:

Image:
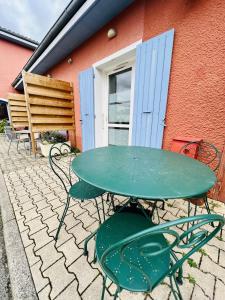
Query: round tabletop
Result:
<box><xmin>71</xmin><ymin>146</ymin><xmax>216</xmax><ymax>199</ymax></box>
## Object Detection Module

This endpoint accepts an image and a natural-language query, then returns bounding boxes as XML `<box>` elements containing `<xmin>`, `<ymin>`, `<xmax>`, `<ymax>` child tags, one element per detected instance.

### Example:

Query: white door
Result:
<box><xmin>104</xmin><ymin>65</ymin><xmax>135</xmax><ymax>146</ymax></box>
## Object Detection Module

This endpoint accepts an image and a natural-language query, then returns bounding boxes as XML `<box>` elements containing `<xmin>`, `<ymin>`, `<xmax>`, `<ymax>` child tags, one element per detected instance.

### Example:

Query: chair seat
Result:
<box><xmin>69</xmin><ymin>180</ymin><xmax>105</xmax><ymax>200</ymax></box>
<box><xmin>96</xmin><ymin>211</ymin><xmax>170</xmax><ymax>292</ymax></box>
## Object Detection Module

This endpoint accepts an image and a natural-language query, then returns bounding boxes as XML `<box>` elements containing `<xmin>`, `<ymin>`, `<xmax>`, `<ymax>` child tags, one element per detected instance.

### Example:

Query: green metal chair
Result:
<box><xmin>179</xmin><ymin>141</ymin><xmax>221</xmax><ymax>219</ymax></box>
<box><xmin>49</xmin><ymin>143</ymin><xmax>106</xmax><ymax>242</ymax></box>
<box><xmin>95</xmin><ymin>210</ymin><xmax>224</xmax><ymax>299</ymax></box>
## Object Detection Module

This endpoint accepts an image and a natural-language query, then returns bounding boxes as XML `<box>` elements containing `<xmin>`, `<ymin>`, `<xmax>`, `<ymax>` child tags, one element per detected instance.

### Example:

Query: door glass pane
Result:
<box><xmin>108</xmin><ymin>127</ymin><xmax>129</xmax><ymax>146</ymax></box>
<box><xmin>108</xmin><ymin>68</ymin><xmax>131</xmax><ymax>124</ymax></box>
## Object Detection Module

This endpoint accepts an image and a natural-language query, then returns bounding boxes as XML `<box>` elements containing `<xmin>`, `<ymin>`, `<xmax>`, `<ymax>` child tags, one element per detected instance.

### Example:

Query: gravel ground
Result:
<box><xmin>0</xmin><ymin>208</ymin><xmax>12</xmax><ymax>300</ymax></box>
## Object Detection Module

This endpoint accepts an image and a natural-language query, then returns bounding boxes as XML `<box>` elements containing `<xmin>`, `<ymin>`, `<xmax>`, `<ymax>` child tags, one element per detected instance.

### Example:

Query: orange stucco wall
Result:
<box><xmin>0</xmin><ymin>39</ymin><xmax>33</xmax><ymax>98</ymax></box>
<box><xmin>143</xmin><ymin>0</ymin><xmax>225</xmax><ymax>154</ymax></box>
<box><xmin>49</xmin><ymin>0</ymin><xmax>145</xmax><ymax>149</ymax></box>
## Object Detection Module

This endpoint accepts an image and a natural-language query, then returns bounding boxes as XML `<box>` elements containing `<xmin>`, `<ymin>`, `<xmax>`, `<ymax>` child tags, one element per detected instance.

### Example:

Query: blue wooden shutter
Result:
<box><xmin>132</xmin><ymin>29</ymin><xmax>174</xmax><ymax>148</ymax></box>
<box><xmin>79</xmin><ymin>67</ymin><xmax>95</xmax><ymax>151</ymax></box>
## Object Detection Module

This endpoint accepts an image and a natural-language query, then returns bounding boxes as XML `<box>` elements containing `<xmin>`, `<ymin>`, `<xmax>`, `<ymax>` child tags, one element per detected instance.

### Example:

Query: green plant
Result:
<box><xmin>216</xmin><ymin>236</ymin><xmax>223</xmax><ymax>241</ymax></box>
<box><xmin>187</xmin><ymin>274</ymin><xmax>196</xmax><ymax>284</ymax></box>
<box><xmin>0</xmin><ymin>119</ymin><xmax>7</xmax><ymax>133</ymax></box>
<box><xmin>41</xmin><ymin>131</ymin><xmax>67</xmax><ymax>144</ymax></box>
<box><xmin>198</xmin><ymin>248</ymin><xmax>208</xmax><ymax>256</ymax></box>
<box><xmin>187</xmin><ymin>258</ymin><xmax>197</xmax><ymax>268</ymax></box>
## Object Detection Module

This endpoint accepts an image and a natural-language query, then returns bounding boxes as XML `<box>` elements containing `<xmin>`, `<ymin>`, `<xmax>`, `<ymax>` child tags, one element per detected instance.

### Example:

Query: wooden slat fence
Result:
<box><xmin>22</xmin><ymin>71</ymin><xmax>75</xmax><ymax>153</ymax></box>
<box><xmin>8</xmin><ymin>93</ymin><xmax>29</xmax><ymax>128</ymax></box>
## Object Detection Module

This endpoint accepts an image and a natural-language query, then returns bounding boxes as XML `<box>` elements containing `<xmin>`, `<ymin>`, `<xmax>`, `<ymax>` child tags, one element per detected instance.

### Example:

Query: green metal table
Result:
<box><xmin>71</xmin><ymin>146</ymin><xmax>216</xmax><ymax>200</ymax></box>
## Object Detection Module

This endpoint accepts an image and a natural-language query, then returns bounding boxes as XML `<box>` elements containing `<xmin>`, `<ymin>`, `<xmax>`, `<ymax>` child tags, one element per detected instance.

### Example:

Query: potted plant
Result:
<box><xmin>39</xmin><ymin>131</ymin><xmax>71</xmax><ymax>157</ymax></box>
<box><xmin>0</xmin><ymin>119</ymin><xmax>7</xmax><ymax>135</ymax></box>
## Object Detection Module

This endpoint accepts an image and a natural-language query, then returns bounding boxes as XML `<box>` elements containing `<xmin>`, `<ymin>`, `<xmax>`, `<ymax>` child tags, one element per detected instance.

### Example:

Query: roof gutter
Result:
<box><xmin>12</xmin><ymin>0</ymin><xmax>86</xmax><ymax>88</ymax></box>
<box><xmin>0</xmin><ymin>30</ymin><xmax>38</xmax><ymax>50</ymax></box>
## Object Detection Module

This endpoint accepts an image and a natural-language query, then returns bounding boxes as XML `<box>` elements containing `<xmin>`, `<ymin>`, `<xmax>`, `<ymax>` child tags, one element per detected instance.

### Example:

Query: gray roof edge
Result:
<box><xmin>0</xmin><ymin>26</ymin><xmax>38</xmax><ymax>49</ymax></box>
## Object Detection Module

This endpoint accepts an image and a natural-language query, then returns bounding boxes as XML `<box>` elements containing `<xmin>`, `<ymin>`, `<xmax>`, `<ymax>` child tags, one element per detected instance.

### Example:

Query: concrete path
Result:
<box><xmin>0</xmin><ymin>136</ymin><xmax>225</xmax><ymax>300</ymax></box>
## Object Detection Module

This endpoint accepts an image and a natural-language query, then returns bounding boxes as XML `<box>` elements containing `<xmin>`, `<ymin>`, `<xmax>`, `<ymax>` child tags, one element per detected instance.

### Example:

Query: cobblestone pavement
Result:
<box><xmin>0</xmin><ymin>136</ymin><xmax>225</xmax><ymax>300</ymax></box>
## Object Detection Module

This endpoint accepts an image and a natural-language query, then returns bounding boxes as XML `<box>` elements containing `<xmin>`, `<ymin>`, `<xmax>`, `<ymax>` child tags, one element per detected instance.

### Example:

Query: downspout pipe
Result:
<box><xmin>12</xmin><ymin>0</ymin><xmax>86</xmax><ymax>88</ymax></box>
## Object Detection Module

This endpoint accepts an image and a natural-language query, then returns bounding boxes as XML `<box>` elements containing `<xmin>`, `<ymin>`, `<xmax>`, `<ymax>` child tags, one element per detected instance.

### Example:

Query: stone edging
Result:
<box><xmin>0</xmin><ymin>169</ymin><xmax>37</xmax><ymax>299</ymax></box>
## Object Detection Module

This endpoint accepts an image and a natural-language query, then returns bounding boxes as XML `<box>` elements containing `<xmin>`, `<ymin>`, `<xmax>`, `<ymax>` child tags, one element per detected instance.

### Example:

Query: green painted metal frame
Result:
<box><xmin>97</xmin><ymin>213</ymin><xmax>224</xmax><ymax>300</ymax></box>
<box><xmin>179</xmin><ymin>141</ymin><xmax>221</xmax><ymax>226</ymax></box>
<box><xmin>49</xmin><ymin>143</ymin><xmax>105</xmax><ymax>244</ymax></box>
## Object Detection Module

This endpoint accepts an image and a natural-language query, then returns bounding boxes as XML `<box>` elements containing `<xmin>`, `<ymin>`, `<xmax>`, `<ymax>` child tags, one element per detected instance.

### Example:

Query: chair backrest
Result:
<box><xmin>179</xmin><ymin>141</ymin><xmax>221</xmax><ymax>172</ymax></box>
<box><xmin>100</xmin><ymin>214</ymin><xmax>224</xmax><ymax>291</ymax></box>
<box><xmin>49</xmin><ymin>143</ymin><xmax>77</xmax><ymax>194</ymax></box>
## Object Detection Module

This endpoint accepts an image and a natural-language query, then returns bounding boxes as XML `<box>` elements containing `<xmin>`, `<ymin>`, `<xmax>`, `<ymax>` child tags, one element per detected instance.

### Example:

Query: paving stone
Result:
<box><xmin>25</xmin><ymin>243</ymin><xmax>40</xmax><ymax>266</ymax></box>
<box><xmin>214</xmin><ymin>279</ymin><xmax>225</xmax><ymax>300</ymax></box>
<box><xmin>44</xmin><ymin>214</ymin><xmax>61</xmax><ymax>233</ymax></box>
<box><xmin>15</xmin><ymin>189</ymin><xmax>28</xmax><ymax>197</ymax></box>
<box><xmin>150</xmin><ymin>282</ymin><xmax>171</xmax><ymax>300</ymax></box>
<box><xmin>36</xmin><ymin>240</ymin><xmax>62</xmax><ymax>271</ymax></box>
<box><xmin>76</xmin><ymin>211</ymin><xmax>98</xmax><ymax>229</ymax></box>
<box><xmin>31</xmin><ymin>227</ymin><xmax>54</xmax><ymax>251</ymax></box>
<box><xmin>20</xmin><ymin>229</ymin><xmax>33</xmax><ymax>247</ymax></box>
<box><xmin>184</xmin><ymin>264</ymin><xmax>215</xmax><ymax>299</ymax></box>
<box><xmin>21</xmin><ymin>201</ymin><xmax>36</xmax><ymax>212</ymax></box>
<box><xmin>82</xmin><ymin>275</ymin><xmax>112</xmax><ymax>300</ymax></box>
<box><xmin>45</xmin><ymin>192</ymin><xmax>58</xmax><ymax>202</ymax></box>
<box><xmin>30</xmin><ymin>260</ymin><xmax>49</xmax><ymax>293</ymax></box>
<box><xmin>54</xmin><ymin>226</ymin><xmax>74</xmax><ymax>247</ymax></box>
<box><xmin>41</xmin><ymin>187</ymin><xmax>52</xmax><ymax>195</ymax></box>
<box><xmin>54</xmin><ymin>280</ymin><xmax>80</xmax><ymax>300</ymax></box>
<box><xmin>120</xmin><ymin>290</ymin><xmax>146</xmax><ymax>299</ymax></box>
<box><xmin>209</xmin><ymin>235</ymin><xmax>225</xmax><ymax>249</ymax></box>
<box><xmin>203</xmin><ymin>244</ymin><xmax>219</xmax><ymax>263</ymax></box>
<box><xmin>17</xmin><ymin>217</ymin><xmax>28</xmax><ymax>233</ymax></box>
<box><xmin>36</xmin><ymin>199</ymin><xmax>51</xmax><ymax>212</ymax></box>
<box><xmin>23</xmin><ymin>207</ymin><xmax>40</xmax><ymax>222</ymax></box>
<box><xmin>69</xmin><ymin>255</ymin><xmax>99</xmax><ymax>294</ymax></box>
<box><xmin>43</xmin><ymin>257</ymin><xmax>75</xmax><ymax>299</ymax></box>
<box><xmin>50</xmin><ymin>198</ymin><xmax>64</xmax><ymax>210</ymax></box>
<box><xmin>63</xmin><ymin>212</ymin><xmax>80</xmax><ymax>230</ymax></box>
<box><xmin>39</xmin><ymin>205</ymin><xmax>57</xmax><ymax>221</ymax></box>
<box><xmin>68</xmin><ymin>222</ymin><xmax>91</xmax><ymax>245</ymax></box>
<box><xmin>17</xmin><ymin>194</ymin><xmax>31</xmax><ymax>204</ymax></box>
<box><xmin>201</xmin><ymin>255</ymin><xmax>225</xmax><ymax>284</ymax></box>
<box><xmin>69</xmin><ymin>204</ymin><xmax>87</xmax><ymax>218</ymax></box>
<box><xmin>192</xmin><ymin>284</ymin><xmax>210</xmax><ymax>300</ymax></box>
<box><xmin>26</xmin><ymin>216</ymin><xmax>46</xmax><ymax>235</ymax></box>
<box><xmin>58</xmin><ymin>238</ymin><xmax>83</xmax><ymax>267</ymax></box>
<box><xmin>29</xmin><ymin>188</ymin><xmax>40</xmax><ymax>196</ymax></box>
<box><xmin>219</xmin><ymin>250</ymin><xmax>225</xmax><ymax>268</ymax></box>
<box><xmin>38</xmin><ymin>284</ymin><xmax>51</xmax><ymax>300</ymax></box>
<box><xmin>32</xmin><ymin>193</ymin><xmax>44</xmax><ymax>203</ymax></box>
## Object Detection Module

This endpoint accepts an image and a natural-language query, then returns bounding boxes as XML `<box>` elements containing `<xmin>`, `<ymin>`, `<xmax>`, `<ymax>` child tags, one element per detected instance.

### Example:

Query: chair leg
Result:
<box><xmin>203</xmin><ymin>195</ymin><xmax>214</xmax><ymax>227</ymax></box>
<box><xmin>83</xmin><ymin>230</ymin><xmax>97</xmax><ymax>256</ymax></box>
<box><xmin>23</xmin><ymin>140</ymin><xmax>28</xmax><ymax>155</ymax></box>
<box><xmin>94</xmin><ymin>198</ymin><xmax>102</xmax><ymax>224</ymax></box>
<box><xmin>7</xmin><ymin>138</ymin><xmax>12</xmax><ymax>154</ymax></box>
<box><xmin>101</xmin><ymin>276</ymin><xmax>107</xmax><ymax>300</ymax></box>
<box><xmin>55</xmin><ymin>196</ymin><xmax>70</xmax><ymax>241</ymax></box>
<box><xmin>113</xmin><ymin>287</ymin><xmax>120</xmax><ymax>300</ymax></box>
<box><xmin>16</xmin><ymin>140</ymin><xmax>20</xmax><ymax>152</ymax></box>
<box><xmin>169</xmin><ymin>274</ymin><xmax>183</xmax><ymax>300</ymax></box>
<box><xmin>101</xmin><ymin>195</ymin><xmax>106</xmax><ymax>221</ymax></box>
<box><xmin>111</xmin><ymin>194</ymin><xmax>116</xmax><ymax>211</ymax></box>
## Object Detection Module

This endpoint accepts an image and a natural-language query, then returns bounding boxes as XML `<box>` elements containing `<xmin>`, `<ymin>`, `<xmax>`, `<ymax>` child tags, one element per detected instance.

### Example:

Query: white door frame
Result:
<box><xmin>93</xmin><ymin>40</ymin><xmax>142</xmax><ymax>148</ymax></box>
